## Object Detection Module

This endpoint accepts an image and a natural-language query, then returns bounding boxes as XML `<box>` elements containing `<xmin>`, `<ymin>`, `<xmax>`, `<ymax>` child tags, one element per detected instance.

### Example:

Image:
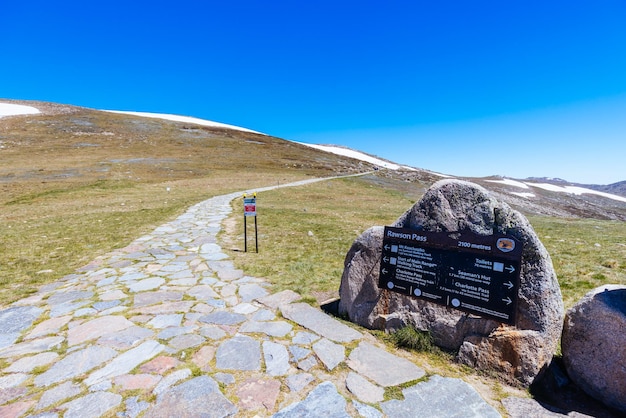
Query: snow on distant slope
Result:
<box><xmin>296</xmin><ymin>142</ymin><xmax>417</xmax><ymax>171</ymax></box>
<box><xmin>486</xmin><ymin>178</ymin><xmax>530</xmax><ymax>189</ymax></box>
<box><xmin>528</xmin><ymin>183</ymin><xmax>626</xmax><ymax>203</ymax></box>
<box><xmin>0</xmin><ymin>102</ymin><xmax>41</xmax><ymax>118</ymax></box>
<box><xmin>104</xmin><ymin>110</ymin><xmax>264</xmax><ymax>135</ymax></box>
<box><xmin>487</xmin><ymin>178</ymin><xmax>626</xmax><ymax>203</ymax></box>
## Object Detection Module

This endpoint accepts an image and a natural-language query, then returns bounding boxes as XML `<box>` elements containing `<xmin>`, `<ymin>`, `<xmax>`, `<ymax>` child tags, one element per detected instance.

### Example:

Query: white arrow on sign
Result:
<box><xmin>381</xmin><ymin>268</ymin><xmax>388</xmax><ymax>275</ymax></box>
<box><xmin>383</xmin><ymin>256</ymin><xmax>390</xmax><ymax>263</ymax></box>
<box><xmin>502</xmin><ymin>297</ymin><xmax>512</xmax><ymax>305</ymax></box>
<box><xmin>506</xmin><ymin>265</ymin><xmax>515</xmax><ymax>273</ymax></box>
<box><xmin>504</xmin><ymin>281</ymin><xmax>514</xmax><ymax>290</ymax></box>
<box><xmin>384</xmin><ymin>244</ymin><xmax>390</xmax><ymax>251</ymax></box>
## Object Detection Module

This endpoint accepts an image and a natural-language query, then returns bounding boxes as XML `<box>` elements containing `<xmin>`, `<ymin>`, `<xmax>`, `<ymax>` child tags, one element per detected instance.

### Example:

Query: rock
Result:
<box><xmin>144</xmin><ymin>376</ymin><xmax>237</xmax><ymax>418</ymax></box>
<box><xmin>345</xmin><ymin>372</ymin><xmax>384</xmax><ymax>404</ymax></box>
<box><xmin>61</xmin><ymin>391</ymin><xmax>122</xmax><ymax>418</ymax></box>
<box><xmin>561</xmin><ymin>285</ymin><xmax>626</xmax><ymax>414</ymax></box>
<box><xmin>338</xmin><ymin>179</ymin><xmax>564</xmax><ymax>386</ymax></box>
<box><xmin>216</xmin><ymin>335</ymin><xmax>261</xmax><ymax>371</ymax></box>
<box><xmin>347</xmin><ymin>341</ymin><xmax>425</xmax><ymax>387</ymax></box>
<box><xmin>312</xmin><ymin>338</ymin><xmax>344</xmax><ymax>371</ymax></box>
<box><xmin>272</xmin><ymin>381</ymin><xmax>350</xmax><ymax>418</ymax></box>
<box><xmin>281</xmin><ymin>303</ymin><xmax>363</xmax><ymax>343</ymax></box>
<box><xmin>236</xmin><ymin>377</ymin><xmax>281</xmax><ymax>411</ymax></box>
<box><xmin>263</xmin><ymin>341</ymin><xmax>291</xmax><ymax>376</ymax></box>
<box><xmin>380</xmin><ymin>375</ymin><xmax>500</xmax><ymax>418</ymax></box>
<box><xmin>35</xmin><ymin>345</ymin><xmax>117</xmax><ymax>387</ymax></box>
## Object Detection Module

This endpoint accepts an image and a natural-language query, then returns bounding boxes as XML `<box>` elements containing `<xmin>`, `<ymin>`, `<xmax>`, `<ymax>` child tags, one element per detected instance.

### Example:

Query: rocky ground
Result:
<box><xmin>0</xmin><ymin>179</ymin><xmax>614</xmax><ymax>417</ymax></box>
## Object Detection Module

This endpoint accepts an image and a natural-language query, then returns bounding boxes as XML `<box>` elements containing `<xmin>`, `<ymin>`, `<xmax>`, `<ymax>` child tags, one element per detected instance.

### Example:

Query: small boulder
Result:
<box><xmin>561</xmin><ymin>284</ymin><xmax>626</xmax><ymax>414</ymax></box>
<box><xmin>339</xmin><ymin>179</ymin><xmax>564</xmax><ymax>386</ymax></box>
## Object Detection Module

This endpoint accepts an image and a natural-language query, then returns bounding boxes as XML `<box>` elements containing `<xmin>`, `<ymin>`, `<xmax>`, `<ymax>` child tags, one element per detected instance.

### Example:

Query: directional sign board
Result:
<box><xmin>379</xmin><ymin>226</ymin><xmax>522</xmax><ymax>325</ymax></box>
<box><xmin>243</xmin><ymin>197</ymin><xmax>257</xmax><ymax>217</ymax></box>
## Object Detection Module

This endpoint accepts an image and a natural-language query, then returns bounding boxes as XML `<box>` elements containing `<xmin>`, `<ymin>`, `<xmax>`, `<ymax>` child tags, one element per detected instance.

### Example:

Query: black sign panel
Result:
<box><xmin>379</xmin><ymin>226</ymin><xmax>523</xmax><ymax>325</ymax></box>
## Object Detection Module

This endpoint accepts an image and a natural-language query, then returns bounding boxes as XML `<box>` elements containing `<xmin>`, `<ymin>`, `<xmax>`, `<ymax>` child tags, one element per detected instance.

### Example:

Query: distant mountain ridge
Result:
<box><xmin>526</xmin><ymin>177</ymin><xmax>626</xmax><ymax>198</ymax></box>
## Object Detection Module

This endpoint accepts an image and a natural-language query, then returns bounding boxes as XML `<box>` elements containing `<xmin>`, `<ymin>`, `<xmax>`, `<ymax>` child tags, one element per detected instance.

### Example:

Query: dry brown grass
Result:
<box><xmin>0</xmin><ymin>102</ymin><xmax>374</xmax><ymax>306</ymax></box>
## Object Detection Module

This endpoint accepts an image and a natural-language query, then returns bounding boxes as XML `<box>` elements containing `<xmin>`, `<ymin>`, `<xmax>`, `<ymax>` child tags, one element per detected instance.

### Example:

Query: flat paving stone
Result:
<box><xmin>199</xmin><ymin>311</ymin><xmax>247</xmax><ymax>325</ymax></box>
<box><xmin>258</xmin><ymin>290</ymin><xmax>301</xmax><ymax>310</ymax></box>
<box><xmin>133</xmin><ymin>291</ymin><xmax>183</xmax><ymax>307</ymax></box>
<box><xmin>128</xmin><ymin>277</ymin><xmax>165</xmax><ymax>292</ymax></box>
<box><xmin>263</xmin><ymin>341</ymin><xmax>291</xmax><ymax>376</ymax></box>
<box><xmin>346</xmin><ymin>371</ymin><xmax>385</xmax><ymax>404</ymax></box>
<box><xmin>0</xmin><ymin>306</ymin><xmax>43</xmax><ymax>337</ymax></box>
<box><xmin>0</xmin><ymin>336</ymin><xmax>64</xmax><ymax>358</ymax></box>
<box><xmin>240</xmin><ymin>320</ymin><xmax>293</xmax><ymax>337</ymax></box>
<box><xmin>4</xmin><ymin>352</ymin><xmax>59</xmax><ymax>373</ymax></box>
<box><xmin>85</xmin><ymin>340</ymin><xmax>165</xmax><ymax>386</ymax></box>
<box><xmin>353</xmin><ymin>400</ymin><xmax>383</xmax><ymax>418</ymax></box>
<box><xmin>146</xmin><ymin>314</ymin><xmax>183</xmax><ymax>329</ymax></box>
<box><xmin>293</xmin><ymin>331</ymin><xmax>320</xmax><ymax>345</ymax></box>
<box><xmin>114</xmin><ymin>374</ymin><xmax>161</xmax><ymax>391</ymax></box>
<box><xmin>380</xmin><ymin>375</ymin><xmax>501</xmax><ymax>418</ymax></box>
<box><xmin>313</xmin><ymin>338</ymin><xmax>345</xmax><ymax>371</ymax></box>
<box><xmin>273</xmin><ymin>381</ymin><xmax>350</xmax><ymax>418</ymax></box>
<box><xmin>97</xmin><ymin>325</ymin><xmax>154</xmax><ymax>349</ymax></box>
<box><xmin>36</xmin><ymin>381</ymin><xmax>82</xmax><ymax>410</ymax></box>
<box><xmin>47</xmin><ymin>290</ymin><xmax>93</xmax><ymax>306</ymax></box>
<box><xmin>152</xmin><ymin>368</ymin><xmax>192</xmax><ymax>396</ymax></box>
<box><xmin>0</xmin><ymin>387</ymin><xmax>28</xmax><ymax>405</ymax></box>
<box><xmin>61</xmin><ymin>391</ymin><xmax>122</xmax><ymax>418</ymax></box>
<box><xmin>187</xmin><ymin>285</ymin><xmax>220</xmax><ymax>300</ymax></box>
<box><xmin>67</xmin><ymin>315</ymin><xmax>135</xmax><ymax>346</ymax></box>
<box><xmin>168</xmin><ymin>333</ymin><xmax>204</xmax><ymax>350</ymax></box>
<box><xmin>286</xmin><ymin>373</ymin><xmax>314</xmax><ymax>392</ymax></box>
<box><xmin>236</xmin><ymin>377</ymin><xmax>281</xmax><ymax>411</ymax></box>
<box><xmin>35</xmin><ymin>345</ymin><xmax>117</xmax><ymax>387</ymax></box>
<box><xmin>121</xmin><ymin>396</ymin><xmax>150</xmax><ymax>418</ymax></box>
<box><xmin>143</xmin><ymin>376</ymin><xmax>237</xmax><ymax>418</ymax></box>
<box><xmin>281</xmin><ymin>303</ymin><xmax>362</xmax><ymax>343</ymax></box>
<box><xmin>216</xmin><ymin>335</ymin><xmax>261</xmax><ymax>371</ymax></box>
<box><xmin>238</xmin><ymin>283</ymin><xmax>269</xmax><ymax>302</ymax></box>
<box><xmin>139</xmin><ymin>356</ymin><xmax>182</xmax><ymax>374</ymax></box>
<box><xmin>347</xmin><ymin>341</ymin><xmax>425</xmax><ymax>387</ymax></box>
<box><xmin>0</xmin><ymin>400</ymin><xmax>36</xmax><ymax>417</ymax></box>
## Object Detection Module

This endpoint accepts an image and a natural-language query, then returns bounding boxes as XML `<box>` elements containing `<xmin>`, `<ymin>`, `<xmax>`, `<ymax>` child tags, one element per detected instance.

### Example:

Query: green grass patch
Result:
<box><xmin>224</xmin><ymin>176</ymin><xmax>415</xmax><ymax>301</ymax></box>
<box><xmin>528</xmin><ymin>216</ymin><xmax>626</xmax><ymax>308</ymax></box>
<box><xmin>387</xmin><ymin>326</ymin><xmax>437</xmax><ymax>353</ymax></box>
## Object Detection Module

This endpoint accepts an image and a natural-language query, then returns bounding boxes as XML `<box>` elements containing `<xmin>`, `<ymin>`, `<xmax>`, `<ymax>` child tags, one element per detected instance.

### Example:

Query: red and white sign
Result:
<box><xmin>243</xmin><ymin>197</ymin><xmax>256</xmax><ymax>217</ymax></box>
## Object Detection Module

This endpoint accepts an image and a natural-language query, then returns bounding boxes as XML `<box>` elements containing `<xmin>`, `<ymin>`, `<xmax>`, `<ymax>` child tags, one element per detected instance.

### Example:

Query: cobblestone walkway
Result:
<box><xmin>0</xmin><ymin>178</ymin><xmax>551</xmax><ymax>417</ymax></box>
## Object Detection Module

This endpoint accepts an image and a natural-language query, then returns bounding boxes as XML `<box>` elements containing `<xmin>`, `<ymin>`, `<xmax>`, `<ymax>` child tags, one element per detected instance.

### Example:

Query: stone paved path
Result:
<box><xmin>0</xmin><ymin>178</ymin><xmax>563</xmax><ymax>417</ymax></box>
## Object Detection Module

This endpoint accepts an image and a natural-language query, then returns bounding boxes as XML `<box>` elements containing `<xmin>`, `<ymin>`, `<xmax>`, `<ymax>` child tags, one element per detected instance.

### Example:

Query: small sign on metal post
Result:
<box><xmin>243</xmin><ymin>193</ymin><xmax>258</xmax><ymax>253</ymax></box>
<box><xmin>379</xmin><ymin>226</ymin><xmax>523</xmax><ymax>325</ymax></box>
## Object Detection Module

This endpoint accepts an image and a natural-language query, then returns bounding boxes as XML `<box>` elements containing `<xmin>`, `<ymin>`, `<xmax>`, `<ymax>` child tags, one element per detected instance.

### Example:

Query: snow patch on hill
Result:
<box><xmin>486</xmin><ymin>178</ymin><xmax>530</xmax><ymax>189</ymax></box>
<box><xmin>295</xmin><ymin>142</ymin><xmax>418</xmax><ymax>171</ymax></box>
<box><xmin>0</xmin><ymin>102</ymin><xmax>41</xmax><ymax>118</ymax></box>
<box><xmin>103</xmin><ymin>110</ymin><xmax>264</xmax><ymax>135</ymax></box>
<box><xmin>487</xmin><ymin>178</ymin><xmax>626</xmax><ymax>203</ymax></box>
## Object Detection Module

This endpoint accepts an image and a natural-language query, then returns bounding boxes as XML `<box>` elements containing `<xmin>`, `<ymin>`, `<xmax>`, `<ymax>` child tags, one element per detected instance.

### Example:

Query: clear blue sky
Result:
<box><xmin>2</xmin><ymin>1</ymin><xmax>625</xmax><ymax>184</ymax></box>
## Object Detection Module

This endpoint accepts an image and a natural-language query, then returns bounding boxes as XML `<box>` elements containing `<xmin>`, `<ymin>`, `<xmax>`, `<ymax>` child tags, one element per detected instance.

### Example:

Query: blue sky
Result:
<box><xmin>2</xmin><ymin>1</ymin><xmax>625</xmax><ymax>184</ymax></box>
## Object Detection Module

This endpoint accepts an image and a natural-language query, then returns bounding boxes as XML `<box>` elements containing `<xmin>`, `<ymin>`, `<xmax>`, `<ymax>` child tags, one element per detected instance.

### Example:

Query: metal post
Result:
<box><xmin>243</xmin><ymin>194</ymin><xmax>247</xmax><ymax>252</ymax></box>
<box><xmin>254</xmin><ymin>214</ymin><xmax>258</xmax><ymax>253</ymax></box>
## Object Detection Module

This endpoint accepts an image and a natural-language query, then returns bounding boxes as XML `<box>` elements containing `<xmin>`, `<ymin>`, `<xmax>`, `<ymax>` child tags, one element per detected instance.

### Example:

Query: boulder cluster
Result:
<box><xmin>338</xmin><ymin>179</ymin><xmax>625</xmax><ymax>414</ymax></box>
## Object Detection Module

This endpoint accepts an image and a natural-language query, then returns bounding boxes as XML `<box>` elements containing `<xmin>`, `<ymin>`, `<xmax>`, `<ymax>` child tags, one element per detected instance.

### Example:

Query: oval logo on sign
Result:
<box><xmin>496</xmin><ymin>238</ymin><xmax>515</xmax><ymax>252</ymax></box>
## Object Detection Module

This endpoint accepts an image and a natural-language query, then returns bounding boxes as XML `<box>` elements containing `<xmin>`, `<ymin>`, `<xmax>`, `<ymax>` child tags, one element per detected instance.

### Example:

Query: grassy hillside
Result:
<box><xmin>0</xmin><ymin>101</ymin><xmax>374</xmax><ymax>305</ymax></box>
<box><xmin>1</xmin><ymin>100</ymin><xmax>624</xmax><ymax>311</ymax></box>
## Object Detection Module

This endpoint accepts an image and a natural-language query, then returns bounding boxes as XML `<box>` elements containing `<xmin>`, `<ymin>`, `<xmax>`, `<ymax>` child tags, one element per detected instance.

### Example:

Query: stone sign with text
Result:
<box><xmin>378</xmin><ymin>226</ymin><xmax>522</xmax><ymax>325</ymax></box>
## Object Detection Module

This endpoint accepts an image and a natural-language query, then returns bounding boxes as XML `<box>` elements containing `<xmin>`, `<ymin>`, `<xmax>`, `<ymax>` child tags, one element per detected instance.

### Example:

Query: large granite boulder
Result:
<box><xmin>561</xmin><ymin>284</ymin><xmax>626</xmax><ymax>414</ymax></box>
<box><xmin>338</xmin><ymin>179</ymin><xmax>564</xmax><ymax>386</ymax></box>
